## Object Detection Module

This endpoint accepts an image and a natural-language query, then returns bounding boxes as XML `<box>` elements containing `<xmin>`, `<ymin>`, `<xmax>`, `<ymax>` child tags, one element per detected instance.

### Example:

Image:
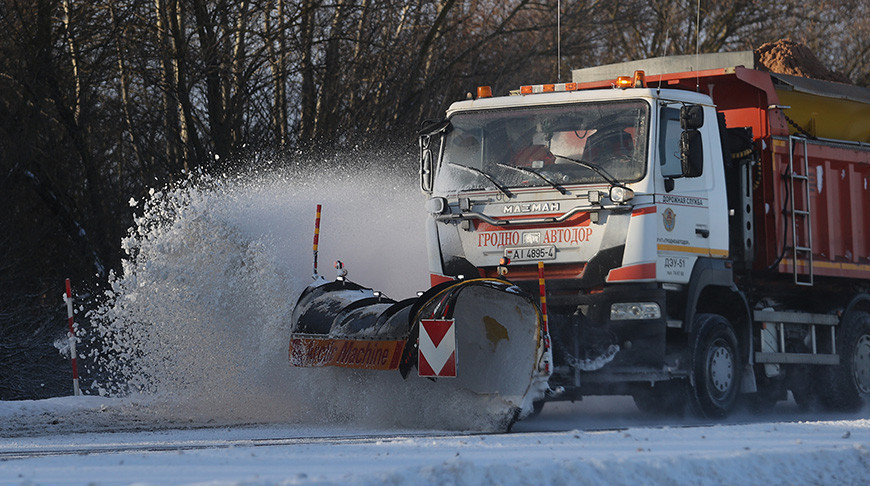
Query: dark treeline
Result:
<box><xmin>1</xmin><ymin>0</ymin><xmax>867</xmax><ymax>399</ymax></box>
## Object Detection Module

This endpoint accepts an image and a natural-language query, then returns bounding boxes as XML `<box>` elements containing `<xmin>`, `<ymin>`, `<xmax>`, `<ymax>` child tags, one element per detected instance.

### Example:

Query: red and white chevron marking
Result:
<box><xmin>418</xmin><ymin>319</ymin><xmax>456</xmax><ymax>377</ymax></box>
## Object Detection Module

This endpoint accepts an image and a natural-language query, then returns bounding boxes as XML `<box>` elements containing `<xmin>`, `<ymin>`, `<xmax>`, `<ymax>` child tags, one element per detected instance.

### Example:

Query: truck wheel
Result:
<box><xmin>688</xmin><ymin>313</ymin><xmax>741</xmax><ymax>418</ymax></box>
<box><xmin>819</xmin><ymin>311</ymin><xmax>870</xmax><ymax>412</ymax></box>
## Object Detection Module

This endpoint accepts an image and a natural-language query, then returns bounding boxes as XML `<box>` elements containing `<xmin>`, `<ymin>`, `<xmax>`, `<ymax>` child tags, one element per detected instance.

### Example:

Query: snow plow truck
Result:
<box><xmin>289</xmin><ymin>51</ymin><xmax>870</xmax><ymax>426</ymax></box>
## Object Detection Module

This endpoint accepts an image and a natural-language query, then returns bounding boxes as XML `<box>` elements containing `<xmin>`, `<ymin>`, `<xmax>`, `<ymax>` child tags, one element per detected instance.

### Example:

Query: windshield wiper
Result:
<box><xmin>447</xmin><ymin>162</ymin><xmax>513</xmax><ymax>198</ymax></box>
<box><xmin>496</xmin><ymin>163</ymin><xmax>568</xmax><ymax>195</ymax></box>
<box><xmin>551</xmin><ymin>154</ymin><xmax>622</xmax><ymax>187</ymax></box>
<box><xmin>419</xmin><ymin>118</ymin><xmax>451</xmax><ymax>136</ymax></box>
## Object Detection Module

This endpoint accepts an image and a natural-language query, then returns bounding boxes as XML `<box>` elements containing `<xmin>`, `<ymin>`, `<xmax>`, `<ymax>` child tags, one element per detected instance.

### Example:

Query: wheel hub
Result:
<box><xmin>708</xmin><ymin>342</ymin><xmax>734</xmax><ymax>395</ymax></box>
<box><xmin>853</xmin><ymin>334</ymin><xmax>870</xmax><ymax>395</ymax></box>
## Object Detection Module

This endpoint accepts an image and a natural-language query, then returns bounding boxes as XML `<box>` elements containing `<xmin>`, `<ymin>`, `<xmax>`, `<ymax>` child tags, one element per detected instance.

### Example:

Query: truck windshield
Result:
<box><xmin>434</xmin><ymin>100</ymin><xmax>649</xmax><ymax>195</ymax></box>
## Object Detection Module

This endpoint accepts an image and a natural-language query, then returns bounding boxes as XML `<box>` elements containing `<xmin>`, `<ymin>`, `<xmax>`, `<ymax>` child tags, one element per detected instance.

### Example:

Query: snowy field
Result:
<box><xmin>1</xmin><ymin>395</ymin><xmax>869</xmax><ymax>486</ymax></box>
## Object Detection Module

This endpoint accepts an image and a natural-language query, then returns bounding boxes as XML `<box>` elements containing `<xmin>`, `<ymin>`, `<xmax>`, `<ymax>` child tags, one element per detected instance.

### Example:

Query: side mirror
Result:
<box><xmin>418</xmin><ymin>119</ymin><xmax>451</xmax><ymax>193</ymax></box>
<box><xmin>680</xmin><ymin>104</ymin><xmax>704</xmax><ymax>130</ymax></box>
<box><xmin>420</xmin><ymin>135</ymin><xmax>434</xmax><ymax>193</ymax></box>
<box><xmin>680</xmin><ymin>130</ymin><xmax>703</xmax><ymax>178</ymax></box>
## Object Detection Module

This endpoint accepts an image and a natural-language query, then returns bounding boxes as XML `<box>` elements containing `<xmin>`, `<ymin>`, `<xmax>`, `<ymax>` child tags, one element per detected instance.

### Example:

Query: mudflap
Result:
<box><xmin>399</xmin><ymin>279</ymin><xmax>551</xmax><ymax>422</ymax></box>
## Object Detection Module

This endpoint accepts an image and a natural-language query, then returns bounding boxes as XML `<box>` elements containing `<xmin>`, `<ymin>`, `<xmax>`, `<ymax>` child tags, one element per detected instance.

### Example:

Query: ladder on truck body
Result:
<box><xmin>788</xmin><ymin>136</ymin><xmax>814</xmax><ymax>286</ymax></box>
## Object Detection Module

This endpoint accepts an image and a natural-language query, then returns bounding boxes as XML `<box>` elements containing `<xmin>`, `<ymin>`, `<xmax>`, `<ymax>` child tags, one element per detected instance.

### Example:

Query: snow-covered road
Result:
<box><xmin>2</xmin><ymin>396</ymin><xmax>868</xmax><ymax>486</ymax></box>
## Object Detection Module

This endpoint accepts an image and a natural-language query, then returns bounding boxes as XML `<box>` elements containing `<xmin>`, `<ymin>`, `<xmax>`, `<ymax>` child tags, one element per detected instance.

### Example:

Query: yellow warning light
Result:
<box><xmin>565</xmin><ymin>82</ymin><xmax>578</xmax><ymax>91</ymax></box>
<box><xmin>542</xmin><ymin>84</ymin><xmax>555</xmax><ymax>92</ymax></box>
<box><xmin>633</xmin><ymin>70</ymin><xmax>646</xmax><ymax>88</ymax></box>
<box><xmin>520</xmin><ymin>85</ymin><xmax>533</xmax><ymax>95</ymax></box>
<box><xmin>616</xmin><ymin>76</ymin><xmax>633</xmax><ymax>88</ymax></box>
<box><xmin>477</xmin><ymin>86</ymin><xmax>493</xmax><ymax>98</ymax></box>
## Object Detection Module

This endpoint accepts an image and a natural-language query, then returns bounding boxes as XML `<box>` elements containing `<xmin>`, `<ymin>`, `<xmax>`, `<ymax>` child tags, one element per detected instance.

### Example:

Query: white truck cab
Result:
<box><xmin>421</xmin><ymin>83</ymin><xmax>729</xmax><ymax>290</ymax></box>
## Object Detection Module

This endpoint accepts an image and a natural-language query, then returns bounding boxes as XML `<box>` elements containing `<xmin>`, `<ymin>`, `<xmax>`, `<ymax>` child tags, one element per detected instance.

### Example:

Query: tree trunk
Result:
<box><xmin>56</xmin><ymin>0</ymin><xmax>112</xmax><ymax>270</ymax></box>
<box><xmin>265</xmin><ymin>0</ymin><xmax>288</xmax><ymax>146</ymax></box>
<box><xmin>61</xmin><ymin>0</ymin><xmax>81</xmax><ymax>125</ymax></box>
<box><xmin>229</xmin><ymin>0</ymin><xmax>251</xmax><ymax>151</ymax></box>
<box><xmin>168</xmin><ymin>0</ymin><xmax>206</xmax><ymax>169</ymax></box>
<box><xmin>191</xmin><ymin>0</ymin><xmax>230</xmax><ymax>164</ymax></box>
<box><xmin>345</xmin><ymin>0</ymin><xmax>371</xmax><ymax>118</ymax></box>
<box><xmin>298</xmin><ymin>0</ymin><xmax>318</xmax><ymax>145</ymax></box>
<box><xmin>154</xmin><ymin>0</ymin><xmax>181</xmax><ymax>172</ymax></box>
<box><xmin>109</xmin><ymin>0</ymin><xmax>145</xmax><ymax>184</ymax></box>
<box><xmin>313</xmin><ymin>0</ymin><xmax>348</xmax><ymax>140</ymax></box>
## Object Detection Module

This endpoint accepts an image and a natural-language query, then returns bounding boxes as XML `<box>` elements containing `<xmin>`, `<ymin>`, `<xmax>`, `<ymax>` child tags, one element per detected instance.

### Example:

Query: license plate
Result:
<box><xmin>504</xmin><ymin>245</ymin><xmax>556</xmax><ymax>261</ymax></box>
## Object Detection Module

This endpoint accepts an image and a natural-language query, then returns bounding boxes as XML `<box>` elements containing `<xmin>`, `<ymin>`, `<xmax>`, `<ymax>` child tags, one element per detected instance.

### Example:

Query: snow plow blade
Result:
<box><xmin>289</xmin><ymin>277</ymin><xmax>551</xmax><ymax>417</ymax></box>
<box><xmin>289</xmin><ymin>278</ymin><xmax>414</xmax><ymax>370</ymax></box>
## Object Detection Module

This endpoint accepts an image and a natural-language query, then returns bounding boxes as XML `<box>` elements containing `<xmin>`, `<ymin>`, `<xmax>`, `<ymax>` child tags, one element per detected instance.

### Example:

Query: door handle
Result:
<box><xmin>695</xmin><ymin>227</ymin><xmax>710</xmax><ymax>238</ymax></box>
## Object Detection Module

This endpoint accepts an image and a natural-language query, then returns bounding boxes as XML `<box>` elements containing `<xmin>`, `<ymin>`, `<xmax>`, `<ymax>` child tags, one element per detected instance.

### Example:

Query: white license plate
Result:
<box><xmin>504</xmin><ymin>246</ymin><xmax>556</xmax><ymax>261</ymax></box>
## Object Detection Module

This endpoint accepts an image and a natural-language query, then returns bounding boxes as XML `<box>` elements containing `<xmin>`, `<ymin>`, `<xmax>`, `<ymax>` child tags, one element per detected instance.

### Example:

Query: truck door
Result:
<box><xmin>655</xmin><ymin>105</ymin><xmax>721</xmax><ymax>283</ymax></box>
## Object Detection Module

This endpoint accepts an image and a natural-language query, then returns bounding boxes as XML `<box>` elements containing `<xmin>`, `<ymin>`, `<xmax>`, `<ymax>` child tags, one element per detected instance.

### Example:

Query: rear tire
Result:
<box><xmin>819</xmin><ymin>311</ymin><xmax>870</xmax><ymax>412</ymax></box>
<box><xmin>688</xmin><ymin>313</ymin><xmax>741</xmax><ymax>418</ymax></box>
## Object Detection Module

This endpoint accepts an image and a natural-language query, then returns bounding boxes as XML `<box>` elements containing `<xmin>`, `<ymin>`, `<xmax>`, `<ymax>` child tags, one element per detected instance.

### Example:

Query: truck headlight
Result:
<box><xmin>609</xmin><ymin>186</ymin><xmax>634</xmax><ymax>204</ymax></box>
<box><xmin>610</xmin><ymin>302</ymin><xmax>661</xmax><ymax>320</ymax></box>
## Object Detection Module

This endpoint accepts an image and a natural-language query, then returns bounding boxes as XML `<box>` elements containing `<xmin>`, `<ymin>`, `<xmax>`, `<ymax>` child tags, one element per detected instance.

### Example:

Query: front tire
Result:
<box><xmin>688</xmin><ymin>313</ymin><xmax>741</xmax><ymax>418</ymax></box>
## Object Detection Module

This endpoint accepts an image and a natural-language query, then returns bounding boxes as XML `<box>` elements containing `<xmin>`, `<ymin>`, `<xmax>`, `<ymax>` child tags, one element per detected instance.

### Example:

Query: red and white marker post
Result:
<box><xmin>538</xmin><ymin>262</ymin><xmax>553</xmax><ymax>374</ymax></box>
<box><xmin>63</xmin><ymin>279</ymin><xmax>81</xmax><ymax>396</ymax></box>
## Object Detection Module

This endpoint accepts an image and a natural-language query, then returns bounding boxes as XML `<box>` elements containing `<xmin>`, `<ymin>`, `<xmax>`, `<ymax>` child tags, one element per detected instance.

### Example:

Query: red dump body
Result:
<box><xmin>579</xmin><ymin>66</ymin><xmax>870</xmax><ymax>281</ymax></box>
<box><xmin>764</xmin><ymin>137</ymin><xmax>870</xmax><ymax>279</ymax></box>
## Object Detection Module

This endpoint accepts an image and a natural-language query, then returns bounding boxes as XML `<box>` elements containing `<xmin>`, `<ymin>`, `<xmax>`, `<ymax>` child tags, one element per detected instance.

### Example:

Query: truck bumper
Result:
<box><xmin>545</xmin><ymin>284</ymin><xmax>670</xmax><ymax>389</ymax></box>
